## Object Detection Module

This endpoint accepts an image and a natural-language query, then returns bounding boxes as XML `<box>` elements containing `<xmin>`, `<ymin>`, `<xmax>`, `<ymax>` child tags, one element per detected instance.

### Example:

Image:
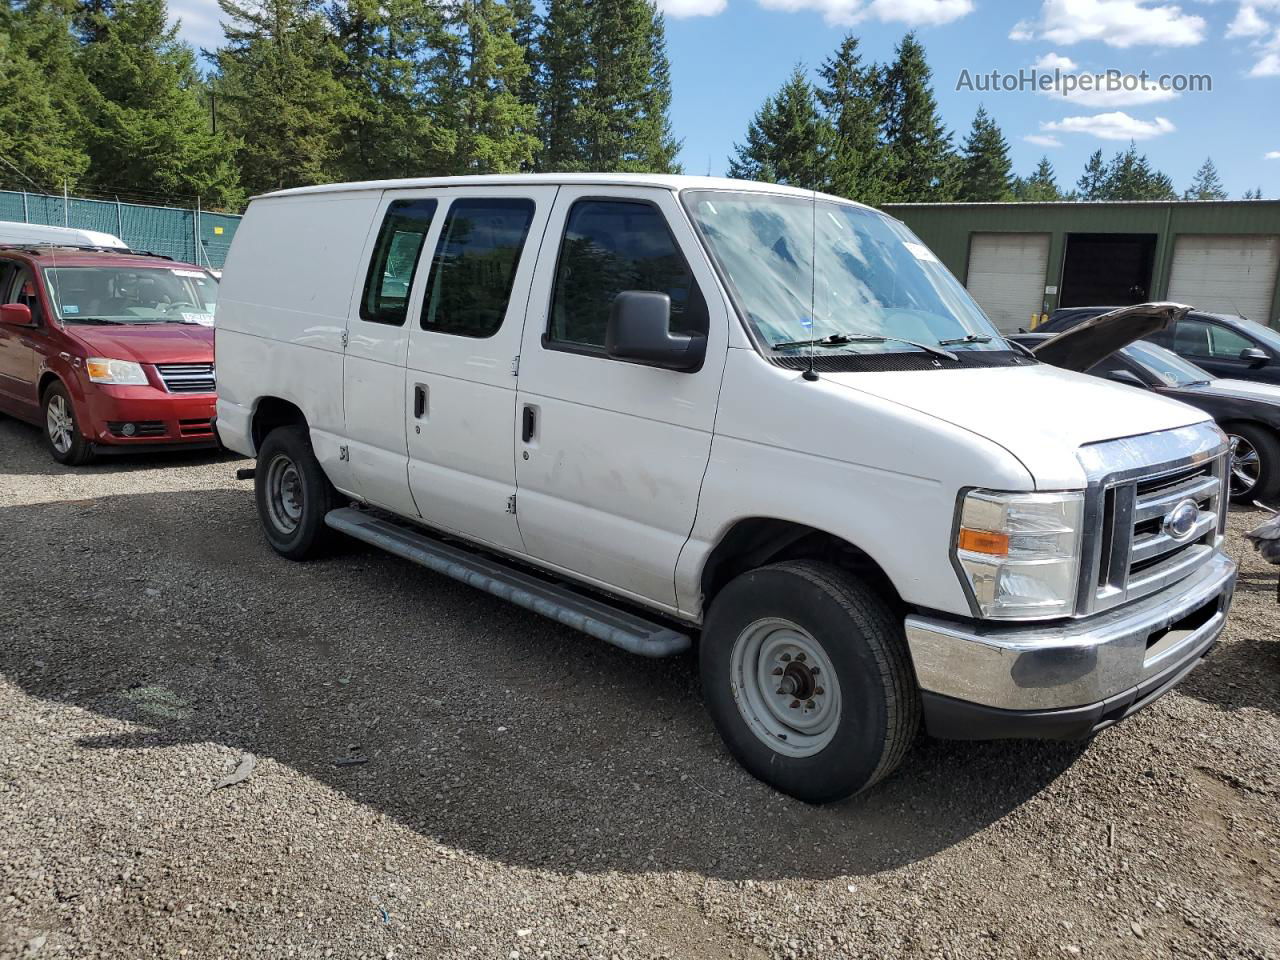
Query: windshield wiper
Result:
<box><xmin>772</xmin><ymin>332</ymin><xmax>958</xmax><ymax>362</ymax></box>
<box><xmin>63</xmin><ymin>316</ymin><xmax>128</xmax><ymax>325</ymax></box>
<box><xmin>937</xmin><ymin>334</ymin><xmax>993</xmax><ymax>346</ymax></box>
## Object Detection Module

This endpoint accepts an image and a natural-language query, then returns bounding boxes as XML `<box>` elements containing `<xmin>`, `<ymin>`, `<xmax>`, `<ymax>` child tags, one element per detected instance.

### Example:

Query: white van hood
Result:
<box><xmin>823</xmin><ymin>362</ymin><xmax>1213</xmax><ymax>489</ymax></box>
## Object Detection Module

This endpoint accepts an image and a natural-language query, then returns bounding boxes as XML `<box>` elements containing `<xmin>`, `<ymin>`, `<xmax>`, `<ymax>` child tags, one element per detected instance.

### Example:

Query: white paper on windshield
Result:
<box><xmin>172</xmin><ymin>269</ymin><xmax>207</xmax><ymax>278</ymax></box>
<box><xmin>902</xmin><ymin>241</ymin><xmax>939</xmax><ymax>263</ymax></box>
<box><xmin>182</xmin><ymin>312</ymin><xmax>215</xmax><ymax>326</ymax></box>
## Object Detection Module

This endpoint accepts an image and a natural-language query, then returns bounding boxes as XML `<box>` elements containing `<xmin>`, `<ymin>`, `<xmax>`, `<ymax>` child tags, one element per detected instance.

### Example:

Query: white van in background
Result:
<box><xmin>0</xmin><ymin>220</ymin><xmax>128</xmax><ymax>250</ymax></box>
<box><xmin>214</xmin><ymin>174</ymin><xmax>1236</xmax><ymax>802</ymax></box>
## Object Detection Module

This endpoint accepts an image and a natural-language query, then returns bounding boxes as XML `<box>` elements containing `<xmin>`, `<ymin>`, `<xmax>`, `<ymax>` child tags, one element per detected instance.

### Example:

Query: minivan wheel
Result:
<box><xmin>254</xmin><ymin>425</ymin><xmax>339</xmax><ymax>560</ymax></box>
<box><xmin>1226</xmin><ymin>424</ymin><xmax>1280</xmax><ymax>504</ymax></box>
<box><xmin>700</xmin><ymin>560</ymin><xmax>920</xmax><ymax>803</ymax></box>
<box><xmin>42</xmin><ymin>382</ymin><xmax>93</xmax><ymax>465</ymax></box>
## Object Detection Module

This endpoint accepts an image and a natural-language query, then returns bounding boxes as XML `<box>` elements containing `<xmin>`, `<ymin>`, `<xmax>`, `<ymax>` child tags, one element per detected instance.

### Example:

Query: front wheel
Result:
<box><xmin>42</xmin><ymin>382</ymin><xmax>93</xmax><ymax>465</ymax></box>
<box><xmin>699</xmin><ymin>560</ymin><xmax>920</xmax><ymax>803</ymax></box>
<box><xmin>1226</xmin><ymin>424</ymin><xmax>1280</xmax><ymax>505</ymax></box>
<box><xmin>254</xmin><ymin>425</ymin><xmax>340</xmax><ymax>560</ymax></box>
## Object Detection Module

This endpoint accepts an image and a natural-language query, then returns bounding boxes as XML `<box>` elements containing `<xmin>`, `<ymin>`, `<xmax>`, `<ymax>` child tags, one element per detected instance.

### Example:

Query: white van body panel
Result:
<box><xmin>674</xmin><ymin>346</ymin><xmax>1037</xmax><ymax>618</ymax></box>
<box><xmin>0</xmin><ymin>220</ymin><xmax>127</xmax><ymax>250</ymax></box>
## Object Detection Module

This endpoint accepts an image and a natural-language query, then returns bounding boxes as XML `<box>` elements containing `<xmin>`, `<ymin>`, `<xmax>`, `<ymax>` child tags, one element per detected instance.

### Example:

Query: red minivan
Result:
<box><xmin>0</xmin><ymin>245</ymin><xmax>219</xmax><ymax>464</ymax></box>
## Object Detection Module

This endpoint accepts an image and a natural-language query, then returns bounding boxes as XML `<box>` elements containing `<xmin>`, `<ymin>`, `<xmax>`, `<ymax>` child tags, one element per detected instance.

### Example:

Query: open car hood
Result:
<box><xmin>1029</xmin><ymin>302</ymin><xmax>1192</xmax><ymax>371</ymax></box>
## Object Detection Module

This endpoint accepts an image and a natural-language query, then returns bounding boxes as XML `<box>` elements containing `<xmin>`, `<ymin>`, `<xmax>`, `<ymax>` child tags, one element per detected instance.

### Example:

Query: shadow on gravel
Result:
<box><xmin>0</xmin><ymin>417</ymin><xmax>241</xmax><ymax>478</ymax></box>
<box><xmin>0</xmin><ymin>488</ymin><xmax>1086</xmax><ymax>883</ymax></box>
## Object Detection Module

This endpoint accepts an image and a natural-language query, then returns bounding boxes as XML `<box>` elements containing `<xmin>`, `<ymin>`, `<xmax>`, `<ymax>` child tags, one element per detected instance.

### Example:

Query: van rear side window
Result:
<box><xmin>360</xmin><ymin>198</ymin><xmax>438</xmax><ymax>326</ymax></box>
<box><xmin>421</xmin><ymin>198</ymin><xmax>536</xmax><ymax>339</ymax></box>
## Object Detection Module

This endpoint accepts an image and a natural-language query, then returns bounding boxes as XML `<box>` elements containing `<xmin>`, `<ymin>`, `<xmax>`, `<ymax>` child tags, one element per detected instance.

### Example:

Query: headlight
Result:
<box><xmin>954</xmin><ymin>490</ymin><xmax>1084</xmax><ymax>620</ymax></box>
<box><xmin>86</xmin><ymin>358</ymin><xmax>148</xmax><ymax>385</ymax></box>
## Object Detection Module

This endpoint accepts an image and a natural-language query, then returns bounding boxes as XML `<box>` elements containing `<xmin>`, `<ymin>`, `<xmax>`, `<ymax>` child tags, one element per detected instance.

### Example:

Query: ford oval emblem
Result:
<box><xmin>1162</xmin><ymin>499</ymin><xmax>1200</xmax><ymax>542</ymax></box>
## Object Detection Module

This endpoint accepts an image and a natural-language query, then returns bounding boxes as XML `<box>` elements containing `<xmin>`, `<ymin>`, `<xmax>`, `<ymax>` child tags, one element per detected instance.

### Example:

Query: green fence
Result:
<box><xmin>0</xmin><ymin>190</ymin><xmax>242</xmax><ymax>268</ymax></box>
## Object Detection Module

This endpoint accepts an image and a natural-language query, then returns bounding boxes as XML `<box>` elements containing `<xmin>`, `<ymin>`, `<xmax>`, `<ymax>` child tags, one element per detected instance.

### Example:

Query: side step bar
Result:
<box><xmin>324</xmin><ymin>507</ymin><xmax>692</xmax><ymax>658</ymax></box>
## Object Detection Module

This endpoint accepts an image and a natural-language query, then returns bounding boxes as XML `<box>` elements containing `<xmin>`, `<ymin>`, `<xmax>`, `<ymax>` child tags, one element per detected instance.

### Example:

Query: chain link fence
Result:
<box><xmin>0</xmin><ymin>190</ymin><xmax>241</xmax><ymax>268</ymax></box>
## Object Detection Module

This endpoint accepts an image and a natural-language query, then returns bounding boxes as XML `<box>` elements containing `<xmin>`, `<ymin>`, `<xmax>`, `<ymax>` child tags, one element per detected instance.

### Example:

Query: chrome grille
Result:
<box><xmin>156</xmin><ymin>362</ymin><xmax>215</xmax><ymax>393</ymax></box>
<box><xmin>1079</xmin><ymin>425</ymin><xmax>1228</xmax><ymax>616</ymax></box>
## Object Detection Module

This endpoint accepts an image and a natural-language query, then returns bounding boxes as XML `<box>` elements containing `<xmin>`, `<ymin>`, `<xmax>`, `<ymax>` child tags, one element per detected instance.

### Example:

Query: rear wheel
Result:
<box><xmin>700</xmin><ymin>560</ymin><xmax>919</xmax><ymax>803</ymax></box>
<box><xmin>254</xmin><ymin>425</ymin><xmax>340</xmax><ymax>559</ymax></box>
<box><xmin>1226</xmin><ymin>424</ymin><xmax>1280</xmax><ymax>505</ymax></box>
<box><xmin>42</xmin><ymin>382</ymin><xmax>93</xmax><ymax>466</ymax></box>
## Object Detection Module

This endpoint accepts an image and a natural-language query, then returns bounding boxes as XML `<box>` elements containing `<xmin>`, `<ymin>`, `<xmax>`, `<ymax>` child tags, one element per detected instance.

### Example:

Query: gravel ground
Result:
<box><xmin>2</xmin><ymin>414</ymin><xmax>1279</xmax><ymax>960</ymax></box>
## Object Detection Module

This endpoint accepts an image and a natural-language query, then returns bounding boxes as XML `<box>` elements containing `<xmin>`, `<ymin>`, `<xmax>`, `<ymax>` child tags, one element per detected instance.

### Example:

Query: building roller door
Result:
<box><xmin>1167</xmin><ymin>235</ymin><xmax>1280</xmax><ymax>323</ymax></box>
<box><xmin>965</xmin><ymin>232</ymin><xmax>1051</xmax><ymax>333</ymax></box>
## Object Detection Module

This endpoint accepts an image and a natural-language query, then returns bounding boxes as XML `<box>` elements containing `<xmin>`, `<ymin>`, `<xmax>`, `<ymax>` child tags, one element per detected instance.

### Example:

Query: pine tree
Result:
<box><xmin>78</xmin><ymin>0</ymin><xmax>242</xmax><ymax>208</ymax></box>
<box><xmin>1244</xmin><ymin>186</ymin><xmax>1264</xmax><ymax>200</ymax></box>
<box><xmin>955</xmin><ymin>105</ymin><xmax>1012</xmax><ymax>201</ymax></box>
<box><xmin>330</xmin><ymin>0</ymin><xmax>453</xmax><ymax>180</ymax></box>
<box><xmin>535</xmin><ymin>0</ymin><xmax>680</xmax><ymax>173</ymax></box>
<box><xmin>881</xmin><ymin>32</ymin><xmax>953</xmax><ymax>201</ymax></box>
<box><xmin>727</xmin><ymin>66</ymin><xmax>835</xmax><ymax>189</ymax></box>
<box><xmin>1076</xmin><ymin>149</ymin><xmax>1107</xmax><ymax>200</ymax></box>
<box><xmin>1013</xmin><ymin>156</ymin><xmax>1063</xmax><ymax>202</ymax></box>
<box><xmin>1099</xmin><ymin>142</ymin><xmax>1177</xmax><ymax>201</ymax></box>
<box><xmin>213</xmin><ymin>0</ymin><xmax>348</xmax><ymax>195</ymax></box>
<box><xmin>1183</xmin><ymin>157</ymin><xmax>1228</xmax><ymax>200</ymax></box>
<box><xmin>0</xmin><ymin>0</ymin><xmax>90</xmax><ymax>190</ymax></box>
<box><xmin>441</xmin><ymin>0</ymin><xmax>538</xmax><ymax>174</ymax></box>
<box><xmin>815</xmin><ymin>33</ymin><xmax>891</xmax><ymax>204</ymax></box>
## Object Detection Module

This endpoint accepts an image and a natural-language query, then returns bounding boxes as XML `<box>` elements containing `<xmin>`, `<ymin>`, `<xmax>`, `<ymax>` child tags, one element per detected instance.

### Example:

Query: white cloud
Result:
<box><xmin>1011</xmin><ymin>0</ymin><xmax>1207</xmax><ymax>48</ymax></box>
<box><xmin>1041</xmin><ymin>111</ymin><xmax>1177</xmax><ymax>139</ymax></box>
<box><xmin>757</xmin><ymin>0</ymin><xmax>974</xmax><ymax>27</ymax></box>
<box><xmin>1024</xmin><ymin>134</ymin><xmax>1065</xmax><ymax>147</ymax></box>
<box><xmin>1254</xmin><ymin>50</ymin><xmax>1280</xmax><ymax>73</ymax></box>
<box><xmin>1227</xmin><ymin>4</ymin><xmax>1269</xmax><ymax>36</ymax></box>
<box><xmin>1266</xmin><ymin>150</ymin><xmax>1280</xmax><ymax>159</ymax></box>
<box><xmin>658</xmin><ymin>0</ymin><xmax>728</xmax><ymax>16</ymax></box>
<box><xmin>1033</xmin><ymin>52</ymin><xmax>1079</xmax><ymax>69</ymax></box>
<box><xmin>1045</xmin><ymin>82</ymin><xmax>1179</xmax><ymax>106</ymax></box>
<box><xmin>168</xmin><ymin>0</ymin><xmax>223</xmax><ymax>52</ymax></box>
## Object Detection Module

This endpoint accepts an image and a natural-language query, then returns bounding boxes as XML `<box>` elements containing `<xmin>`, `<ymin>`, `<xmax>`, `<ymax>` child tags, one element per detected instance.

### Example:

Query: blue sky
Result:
<box><xmin>169</xmin><ymin>0</ymin><xmax>1279</xmax><ymax>197</ymax></box>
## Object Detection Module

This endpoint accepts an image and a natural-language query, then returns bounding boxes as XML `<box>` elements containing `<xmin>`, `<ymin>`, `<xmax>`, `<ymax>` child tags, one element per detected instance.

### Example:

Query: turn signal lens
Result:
<box><xmin>957</xmin><ymin>528</ymin><xmax>1009</xmax><ymax>556</ymax></box>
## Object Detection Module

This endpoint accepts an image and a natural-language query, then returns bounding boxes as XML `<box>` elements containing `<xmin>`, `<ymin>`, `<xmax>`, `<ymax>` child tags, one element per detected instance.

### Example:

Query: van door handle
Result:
<box><xmin>413</xmin><ymin>384</ymin><xmax>427</xmax><ymax>419</ymax></box>
<box><xmin>521</xmin><ymin>405</ymin><xmax>536</xmax><ymax>442</ymax></box>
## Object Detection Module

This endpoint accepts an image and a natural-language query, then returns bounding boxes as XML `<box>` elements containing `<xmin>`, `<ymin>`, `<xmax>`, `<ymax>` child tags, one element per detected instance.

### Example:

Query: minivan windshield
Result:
<box><xmin>683</xmin><ymin>190</ymin><xmax>1005</xmax><ymax>356</ymax></box>
<box><xmin>42</xmin><ymin>266</ymin><xmax>218</xmax><ymax>325</ymax></box>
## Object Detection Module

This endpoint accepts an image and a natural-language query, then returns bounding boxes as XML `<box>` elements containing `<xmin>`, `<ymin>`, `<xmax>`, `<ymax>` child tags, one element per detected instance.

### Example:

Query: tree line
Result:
<box><xmin>730</xmin><ymin>32</ymin><xmax>1261</xmax><ymax>205</ymax></box>
<box><xmin>0</xmin><ymin>0</ymin><xmax>679</xmax><ymax>209</ymax></box>
<box><xmin>0</xmin><ymin>2</ymin><xmax>1265</xmax><ymax>212</ymax></box>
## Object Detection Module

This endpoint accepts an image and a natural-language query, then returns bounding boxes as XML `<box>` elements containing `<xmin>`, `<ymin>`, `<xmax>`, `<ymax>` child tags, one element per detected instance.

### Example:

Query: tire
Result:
<box><xmin>42</xmin><ymin>381</ymin><xmax>93</xmax><ymax>466</ymax></box>
<box><xmin>254</xmin><ymin>425</ymin><xmax>340</xmax><ymax>560</ymax></box>
<box><xmin>699</xmin><ymin>560</ymin><xmax>920</xmax><ymax>803</ymax></box>
<box><xmin>1225</xmin><ymin>423</ymin><xmax>1280</xmax><ymax>505</ymax></box>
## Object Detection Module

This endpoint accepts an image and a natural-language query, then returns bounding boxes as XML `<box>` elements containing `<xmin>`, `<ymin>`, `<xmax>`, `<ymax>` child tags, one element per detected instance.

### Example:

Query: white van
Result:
<box><xmin>0</xmin><ymin>220</ymin><xmax>128</xmax><ymax>250</ymax></box>
<box><xmin>215</xmin><ymin>175</ymin><xmax>1236</xmax><ymax>802</ymax></box>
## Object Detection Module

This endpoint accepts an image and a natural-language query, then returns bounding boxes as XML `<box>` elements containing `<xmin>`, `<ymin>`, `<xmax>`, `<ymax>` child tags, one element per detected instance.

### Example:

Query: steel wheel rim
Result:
<box><xmin>1228</xmin><ymin>435</ymin><xmax>1261</xmax><ymax>497</ymax></box>
<box><xmin>729</xmin><ymin>617</ymin><xmax>842</xmax><ymax>759</ymax></box>
<box><xmin>46</xmin><ymin>395</ymin><xmax>74</xmax><ymax>454</ymax></box>
<box><xmin>265</xmin><ymin>453</ymin><xmax>304</xmax><ymax>534</ymax></box>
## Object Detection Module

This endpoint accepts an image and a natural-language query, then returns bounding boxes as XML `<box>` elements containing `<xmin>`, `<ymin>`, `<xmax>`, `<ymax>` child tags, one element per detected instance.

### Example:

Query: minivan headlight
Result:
<box><xmin>86</xmin><ymin>358</ymin><xmax>148</xmax><ymax>385</ymax></box>
<box><xmin>953</xmin><ymin>490</ymin><xmax>1084</xmax><ymax>620</ymax></box>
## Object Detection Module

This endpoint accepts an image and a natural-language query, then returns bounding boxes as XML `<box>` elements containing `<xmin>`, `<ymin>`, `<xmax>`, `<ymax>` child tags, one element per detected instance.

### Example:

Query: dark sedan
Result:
<box><xmin>1039</xmin><ymin>307</ymin><xmax>1280</xmax><ymax>385</ymax></box>
<box><xmin>1013</xmin><ymin>332</ymin><xmax>1280</xmax><ymax>504</ymax></box>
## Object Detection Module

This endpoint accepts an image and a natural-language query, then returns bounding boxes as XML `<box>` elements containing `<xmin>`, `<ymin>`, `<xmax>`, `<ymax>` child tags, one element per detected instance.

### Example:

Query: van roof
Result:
<box><xmin>0</xmin><ymin>245</ymin><xmax>208</xmax><ymax>271</ymax></box>
<box><xmin>0</xmin><ymin>220</ymin><xmax>128</xmax><ymax>249</ymax></box>
<box><xmin>256</xmin><ymin>174</ymin><xmax>879</xmax><ymax>212</ymax></box>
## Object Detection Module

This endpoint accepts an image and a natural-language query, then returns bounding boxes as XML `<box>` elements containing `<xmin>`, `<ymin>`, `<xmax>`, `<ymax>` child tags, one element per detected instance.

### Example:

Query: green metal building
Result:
<box><xmin>883</xmin><ymin>199</ymin><xmax>1280</xmax><ymax>333</ymax></box>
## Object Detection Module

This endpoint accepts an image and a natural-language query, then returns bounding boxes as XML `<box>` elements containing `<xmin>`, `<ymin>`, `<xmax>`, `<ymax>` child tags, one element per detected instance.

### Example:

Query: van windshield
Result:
<box><xmin>682</xmin><ymin>190</ymin><xmax>1005</xmax><ymax>355</ymax></box>
<box><xmin>42</xmin><ymin>266</ymin><xmax>218</xmax><ymax>325</ymax></box>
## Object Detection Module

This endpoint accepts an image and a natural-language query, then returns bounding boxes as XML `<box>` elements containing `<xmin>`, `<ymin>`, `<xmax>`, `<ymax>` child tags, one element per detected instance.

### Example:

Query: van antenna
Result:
<box><xmin>803</xmin><ymin>128</ymin><xmax>819</xmax><ymax>383</ymax></box>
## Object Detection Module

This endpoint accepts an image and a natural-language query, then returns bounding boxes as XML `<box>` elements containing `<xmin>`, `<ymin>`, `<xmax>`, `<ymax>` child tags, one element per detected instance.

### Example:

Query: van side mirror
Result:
<box><xmin>605</xmin><ymin>291</ymin><xmax>705</xmax><ymax>372</ymax></box>
<box><xmin>0</xmin><ymin>303</ymin><xmax>34</xmax><ymax>328</ymax></box>
<box><xmin>1106</xmin><ymin>368</ymin><xmax>1147</xmax><ymax>388</ymax></box>
<box><xmin>1240</xmin><ymin>346</ymin><xmax>1269</xmax><ymax>367</ymax></box>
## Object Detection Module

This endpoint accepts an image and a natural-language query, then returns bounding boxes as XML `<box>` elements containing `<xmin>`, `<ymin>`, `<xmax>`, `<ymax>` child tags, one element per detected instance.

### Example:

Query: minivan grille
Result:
<box><xmin>1092</xmin><ymin>456</ymin><xmax>1226</xmax><ymax>610</ymax></box>
<box><xmin>156</xmin><ymin>362</ymin><xmax>215</xmax><ymax>393</ymax></box>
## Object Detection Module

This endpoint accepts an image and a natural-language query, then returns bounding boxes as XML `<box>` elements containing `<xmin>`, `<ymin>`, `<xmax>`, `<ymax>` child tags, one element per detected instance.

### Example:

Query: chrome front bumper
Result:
<box><xmin>905</xmin><ymin>551</ymin><xmax>1236</xmax><ymax>739</ymax></box>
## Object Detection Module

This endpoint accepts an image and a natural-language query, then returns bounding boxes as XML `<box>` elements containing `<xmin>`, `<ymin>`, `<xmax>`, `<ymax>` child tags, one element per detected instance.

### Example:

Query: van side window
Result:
<box><xmin>548</xmin><ymin>199</ymin><xmax>705</xmax><ymax>350</ymax></box>
<box><xmin>360</xmin><ymin>198</ymin><xmax>438</xmax><ymax>326</ymax></box>
<box><xmin>421</xmin><ymin>198</ymin><xmax>536</xmax><ymax>338</ymax></box>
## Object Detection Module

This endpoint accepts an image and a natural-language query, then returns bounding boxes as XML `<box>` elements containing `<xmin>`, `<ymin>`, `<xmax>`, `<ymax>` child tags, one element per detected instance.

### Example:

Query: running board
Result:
<box><xmin>324</xmin><ymin>507</ymin><xmax>691</xmax><ymax>658</ymax></box>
